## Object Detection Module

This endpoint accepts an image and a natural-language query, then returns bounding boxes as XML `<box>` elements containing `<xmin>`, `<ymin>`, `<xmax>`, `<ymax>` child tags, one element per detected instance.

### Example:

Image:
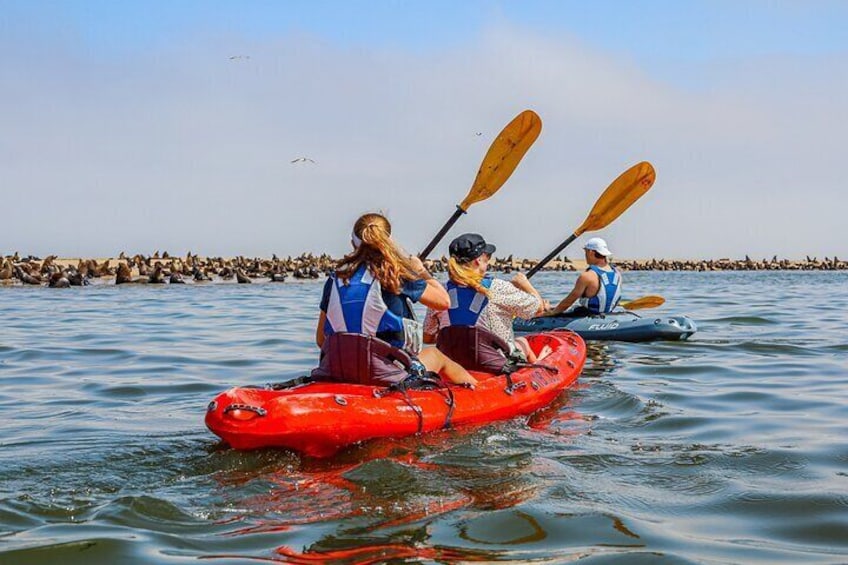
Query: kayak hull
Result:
<box><xmin>514</xmin><ymin>312</ymin><xmax>697</xmax><ymax>342</ymax></box>
<box><xmin>205</xmin><ymin>331</ymin><xmax>586</xmax><ymax>457</ymax></box>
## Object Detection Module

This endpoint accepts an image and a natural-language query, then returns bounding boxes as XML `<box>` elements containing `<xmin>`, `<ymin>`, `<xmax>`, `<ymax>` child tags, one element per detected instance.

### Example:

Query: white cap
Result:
<box><xmin>584</xmin><ymin>237</ymin><xmax>612</xmax><ymax>256</ymax></box>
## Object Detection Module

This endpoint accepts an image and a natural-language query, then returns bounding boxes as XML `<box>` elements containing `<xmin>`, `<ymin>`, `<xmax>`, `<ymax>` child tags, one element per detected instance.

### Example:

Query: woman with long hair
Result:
<box><xmin>423</xmin><ymin>233</ymin><xmax>548</xmax><ymax>363</ymax></box>
<box><xmin>315</xmin><ymin>213</ymin><xmax>476</xmax><ymax>387</ymax></box>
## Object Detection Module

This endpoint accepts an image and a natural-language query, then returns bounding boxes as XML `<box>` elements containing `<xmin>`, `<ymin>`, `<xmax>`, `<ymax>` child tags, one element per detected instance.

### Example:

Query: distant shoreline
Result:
<box><xmin>2</xmin><ymin>252</ymin><xmax>846</xmax><ymax>287</ymax></box>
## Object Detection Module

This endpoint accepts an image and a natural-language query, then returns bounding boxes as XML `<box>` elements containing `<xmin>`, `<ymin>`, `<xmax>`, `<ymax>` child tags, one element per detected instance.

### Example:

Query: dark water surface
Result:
<box><xmin>1</xmin><ymin>272</ymin><xmax>846</xmax><ymax>564</ymax></box>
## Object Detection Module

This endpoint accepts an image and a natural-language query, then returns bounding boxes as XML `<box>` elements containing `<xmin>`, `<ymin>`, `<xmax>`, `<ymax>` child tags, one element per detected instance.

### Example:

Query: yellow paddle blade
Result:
<box><xmin>459</xmin><ymin>109</ymin><xmax>542</xmax><ymax>211</ymax></box>
<box><xmin>621</xmin><ymin>295</ymin><xmax>665</xmax><ymax>310</ymax></box>
<box><xmin>575</xmin><ymin>161</ymin><xmax>656</xmax><ymax>236</ymax></box>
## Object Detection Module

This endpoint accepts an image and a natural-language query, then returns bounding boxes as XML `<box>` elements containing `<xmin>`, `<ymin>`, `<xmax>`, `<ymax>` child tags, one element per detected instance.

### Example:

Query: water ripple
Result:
<box><xmin>2</xmin><ymin>272</ymin><xmax>847</xmax><ymax>562</ymax></box>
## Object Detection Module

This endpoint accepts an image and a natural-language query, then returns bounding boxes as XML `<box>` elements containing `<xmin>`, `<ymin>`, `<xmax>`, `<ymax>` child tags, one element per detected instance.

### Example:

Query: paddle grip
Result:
<box><xmin>527</xmin><ymin>233</ymin><xmax>577</xmax><ymax>278</ymax></box>
<box><xmin>418</xmin><ymin>206</ymin><xmax>466</xmax><ymax>260</ymax></box>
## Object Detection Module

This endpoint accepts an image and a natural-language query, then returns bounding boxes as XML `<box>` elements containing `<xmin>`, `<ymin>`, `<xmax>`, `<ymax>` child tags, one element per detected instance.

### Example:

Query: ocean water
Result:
<box><xmin>1</xmin><ymin>271</ymin><xmax>846</xmax><ymax>564</ymax></box>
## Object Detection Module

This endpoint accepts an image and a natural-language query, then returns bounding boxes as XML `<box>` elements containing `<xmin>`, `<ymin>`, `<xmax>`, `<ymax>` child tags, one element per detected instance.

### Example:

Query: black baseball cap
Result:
<box><xmin>448</xmin><ymin>233</ymin><xmax>496</xmax><ymax>263</ymax></box>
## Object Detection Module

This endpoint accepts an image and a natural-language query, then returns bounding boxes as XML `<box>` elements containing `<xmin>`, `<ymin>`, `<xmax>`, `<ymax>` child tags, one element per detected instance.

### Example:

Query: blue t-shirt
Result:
<box><xmin>319</xmin><ymin>274</ymin><xmax>427</xmax><ymax>320</ymax></box>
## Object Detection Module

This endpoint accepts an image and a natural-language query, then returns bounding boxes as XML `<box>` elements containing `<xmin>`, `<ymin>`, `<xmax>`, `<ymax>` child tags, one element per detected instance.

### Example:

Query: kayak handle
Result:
<box><xmin>223</xmin><ymin>404</ymin><xmax>267</xmax><ymax>417</ymax></box>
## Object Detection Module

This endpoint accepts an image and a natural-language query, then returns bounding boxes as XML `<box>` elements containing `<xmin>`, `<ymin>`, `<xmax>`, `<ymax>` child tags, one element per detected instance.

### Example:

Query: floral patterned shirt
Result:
<box><xmin>424</xmin><ymin>279</ymin><xmax>541</xmax><ymax>350</ymax></box>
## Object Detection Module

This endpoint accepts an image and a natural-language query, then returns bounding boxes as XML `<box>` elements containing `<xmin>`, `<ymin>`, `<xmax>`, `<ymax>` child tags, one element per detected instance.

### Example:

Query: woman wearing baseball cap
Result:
<box><xmin>545</xmin><ymin>237</ymin><xmax>622</xmax><ymax>317</ymax></box>
<box><xmin>423</xmin><ymin>233</ymin><xmax>548</xmax><ymax>368</ymax></box>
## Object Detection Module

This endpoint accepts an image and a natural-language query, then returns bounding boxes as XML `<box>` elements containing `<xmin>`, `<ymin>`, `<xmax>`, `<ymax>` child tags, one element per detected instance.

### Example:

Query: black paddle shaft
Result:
<box><xmin>418</xmin><ymin>206</ymin><xmax>466</xmax><ymax>260</ymax></box>
<box><xmin>526</xmin><ymin>233</ymin><xmax>577</xmax><ymax>278</ymax></box>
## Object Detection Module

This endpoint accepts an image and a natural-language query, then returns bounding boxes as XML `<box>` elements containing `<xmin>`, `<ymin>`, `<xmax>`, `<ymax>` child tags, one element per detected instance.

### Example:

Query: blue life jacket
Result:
<box><xmin>323</xmin><ymin>265</ymin><xmax>409</xmax><ymax>348</ymax></box>
<box><xmin>437</xmin><ymin>276</ymin><xmax>512</xmax><ymax>374</ymax></box>
<box><xmin>445</xmin><ymin>276</ymin><xmax>493</xmax><ymax>326</ymax></box>
<box><xmin>583</xmin><ymin>265</ymin><xmax>622</xmax><ymax>314</ymax></box>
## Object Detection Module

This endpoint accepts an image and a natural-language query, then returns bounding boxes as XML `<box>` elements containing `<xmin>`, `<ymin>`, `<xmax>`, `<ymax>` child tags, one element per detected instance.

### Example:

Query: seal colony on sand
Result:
<box><xmin>0</xmin><ymin>251</ymin><xmax>845</xmax><ymax>288</ymax></box>
<box><xmin>0</xmin><ymin>252</ymin><xmax>329</xmax><ymax>287</ymax></box>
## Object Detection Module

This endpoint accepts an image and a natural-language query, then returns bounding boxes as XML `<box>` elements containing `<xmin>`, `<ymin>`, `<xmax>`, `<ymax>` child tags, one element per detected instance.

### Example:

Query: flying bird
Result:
<box><xmin>229</xmin><ymin>55</ymin><xmax>251</xmax><ymax>61</ymax></box>
<box><xmin>475</xmin><ymin>132</ymin><xmax>483</xmax><ymax>136</ymax></box>
<box><xmin>290</xmin><ymin>157</ymin><xmax>316</xmax><ymax>164</ymax></box>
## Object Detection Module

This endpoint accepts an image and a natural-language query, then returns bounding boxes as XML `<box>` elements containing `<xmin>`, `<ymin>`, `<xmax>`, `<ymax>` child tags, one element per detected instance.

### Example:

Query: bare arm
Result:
<box><xmin>546</xmin><ymin>272</ymin><xmax>592</xmax><ymax>316</ymax></box>
<box><xmin>510</xmin><ymin>272</ymin><xmax>545</xmax><ymax>315</ymax></box>
<box><xmin>409</xmin><ymin>256</ymin><xmax>450</xmax><ymax>311</ymax></box>
<box><xmin>315</xmin><ymin>311</ymin><xmax>326</xmax><ymax>347</ymax></box>
<box><xmin>419</xmin><ymin>278</ymin><xmax>450</xmax><ymax>310</ymax></box>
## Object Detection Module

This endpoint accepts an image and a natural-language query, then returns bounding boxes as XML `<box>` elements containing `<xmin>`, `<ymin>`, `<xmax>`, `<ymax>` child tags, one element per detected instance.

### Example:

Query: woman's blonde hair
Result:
<box><xmin>335</xmin><ymin>213</ymin><xmax>416</xmax><ymax>294</ymax></box>
<box><xmin>447</xmin><ymin>256</ymin><xmax>490</xmax><ymax>297</ymax></box>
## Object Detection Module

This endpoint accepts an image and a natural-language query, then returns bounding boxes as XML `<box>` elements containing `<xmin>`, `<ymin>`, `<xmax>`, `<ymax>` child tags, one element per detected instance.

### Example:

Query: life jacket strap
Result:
<box><xmin>264</xmin><ymin>375</ymin><xmax>314</xmax><ymax>390</ymax></box>
<box><xmin>374</xmin><ymin>365</ymin><xmax>456</xmax><ymax>433</ymax></box>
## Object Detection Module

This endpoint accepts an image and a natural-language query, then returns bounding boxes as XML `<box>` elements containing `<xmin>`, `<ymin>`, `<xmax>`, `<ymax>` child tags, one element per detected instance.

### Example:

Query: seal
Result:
<box><xmin>192</xmin><ymin>267</ymin><xmax>211</xmax><ymax>282</ymax></box>
<box><xmin>148</xmin><ymin>264</ymin><xmax>166</xmax><ymax>284</ymax></box>
<box><xmin>116</xmin><ymin>262</ymin><xmax>147</xmax><ymax>284</ymax></box>
<box><xmin>48</xmin><ymin>272</ymin><xmax>70</xmax><ymax>288</ymax></box>
<box><xmin>66</xmin><ymin>270</ymin><xmax>88</xmax><ymax>286</ymax></box>
<box><xmin>15</xmin><ymin>266</ymin><xmax>42</xmax><ymax>285</ymax></box>
<box><xmin>130</xmin><ymin>255</ymin><xmax>148</xmax><ymax>276</ymax></box>
<box><xmin>0</xmin><ymin>260</ymin><xmax>13</xmax><ymax>280</ymax></box>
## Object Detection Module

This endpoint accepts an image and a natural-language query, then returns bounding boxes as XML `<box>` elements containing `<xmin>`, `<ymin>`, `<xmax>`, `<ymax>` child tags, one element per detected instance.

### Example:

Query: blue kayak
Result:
<box><xmin>513</xmin><ymin>311</ymin><xmax>697</xmax><ymax>342</ymax></box>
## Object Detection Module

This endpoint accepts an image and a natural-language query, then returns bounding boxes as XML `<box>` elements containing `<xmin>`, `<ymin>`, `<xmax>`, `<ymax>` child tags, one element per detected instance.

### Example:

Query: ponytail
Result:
<box><xmin>447</xmin><ymin>256</ymin><xmax>489</xmax><ymax>297</ymax></box>
<box><xmin>336</xmin><ymin>213</ymin><xmax>416</xmax><ymax>294</ymax></box>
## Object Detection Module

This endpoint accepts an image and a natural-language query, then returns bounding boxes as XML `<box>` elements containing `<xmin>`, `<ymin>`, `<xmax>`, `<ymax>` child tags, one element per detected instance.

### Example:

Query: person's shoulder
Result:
<box><xmin>399</xmin><ymin>276</ymin><xmax>428</xmax><ymax>301</ymax></box>
<box><xmin>575</xmin><ymin>269</ymin><xmax>596</xmax><ymax>286</ymax></box>
<box><xmin>402</xmin><ymin>277</ymin><xmax>427</xmax><ymax>292</ymax></box>
<box><xmin>489</xmin><ymin>278</ymin><xmax>511</xmax><ymax>290</ymax></box>
<box><xmin>490</xmin><ymin>278</ymin><xmax>534</xmax><ymax>301</ymax></box>
<box><xmin>489</xmin><ymin>278</ymin><xmax>517</xmax><ymax>295</ymax></box>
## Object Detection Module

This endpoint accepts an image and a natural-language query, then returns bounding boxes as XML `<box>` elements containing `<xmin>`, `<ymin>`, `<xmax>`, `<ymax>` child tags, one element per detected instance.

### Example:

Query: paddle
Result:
<box><xmin>526</xmin><ymin>161</ymin><xmax>656</xmax><ymax>278</ymax></box>
<box><xmin>620</xmin><ymin>295</ymin><xmax>665</xmax><ymax>310</ymax></box>
<box><xmin>418</xmin><ymin>109</ymin><xmax>542</xmax><ymax>259</ymax></box>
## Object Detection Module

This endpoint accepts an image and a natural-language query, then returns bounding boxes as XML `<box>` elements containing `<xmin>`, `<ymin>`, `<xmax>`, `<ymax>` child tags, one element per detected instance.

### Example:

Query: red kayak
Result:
<box><xmin>205</xmin><ymin>331</ymin><xmax>586</xmax><ymax>457</ymax></box>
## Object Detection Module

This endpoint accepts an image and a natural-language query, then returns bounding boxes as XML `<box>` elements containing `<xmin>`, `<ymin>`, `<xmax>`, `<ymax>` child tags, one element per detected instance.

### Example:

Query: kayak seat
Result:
<box><xmin>311</xmin><ymin>332</ymin><xmax>413</xmax><ymax>386</ymax></box>
<box><xmin>436</xmin><ymin>325</ymin><xmax>511</xmax><ymax>375</ymax></box>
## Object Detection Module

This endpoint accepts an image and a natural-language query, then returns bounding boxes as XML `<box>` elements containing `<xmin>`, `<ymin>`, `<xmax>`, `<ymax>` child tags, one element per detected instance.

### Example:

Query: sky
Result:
<box><xmin>2</xmin><ymin>0</ymin><xmax>847</xmax><ymax>260</ymax></box>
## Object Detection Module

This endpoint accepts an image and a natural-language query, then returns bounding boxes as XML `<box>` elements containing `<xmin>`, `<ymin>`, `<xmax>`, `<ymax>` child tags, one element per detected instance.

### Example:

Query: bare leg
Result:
<box><xmin>515</xmin><ymin>337</ymin><xmax>538</xmax><ymax>363</ymax></box>
<box><xmin>419</xmin><ymin>347</ymin><xmax>477</xmax><ymax>387</ymax></box>
<box><xmin>536</xmin><ymin>344</ymin><xmax>553</xmax><ymax>360</ymax></box>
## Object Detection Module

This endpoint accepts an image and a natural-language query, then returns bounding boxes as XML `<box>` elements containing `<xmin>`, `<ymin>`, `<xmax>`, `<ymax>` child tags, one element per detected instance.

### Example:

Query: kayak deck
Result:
<box><xmin>205</xmin><ymin>331</ymin><xmax>586</xmax><ymax>457</ymax></box>
<box><xmin>514</xmin><ymin>311</ymin><xmax>697</xmax><ymax>342</ymax></box>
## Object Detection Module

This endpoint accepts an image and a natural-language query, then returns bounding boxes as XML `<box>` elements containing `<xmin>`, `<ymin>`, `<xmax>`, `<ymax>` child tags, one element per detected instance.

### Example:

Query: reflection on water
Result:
<box><xmin>458</xmin><ymin>510</ymin><xmax>548</xmax><ymax>545</ymax></box>
<box><xmin>1</xmin><ymin>272</ymin><xmax>847</xmax><ymax>563</ymax></box>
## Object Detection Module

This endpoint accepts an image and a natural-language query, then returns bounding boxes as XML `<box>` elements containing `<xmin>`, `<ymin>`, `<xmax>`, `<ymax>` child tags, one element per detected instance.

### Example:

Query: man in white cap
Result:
<box><xmin>544</xmin><ymin>237</ymin><xmax>622</xmax><ymax>317</ymax></box>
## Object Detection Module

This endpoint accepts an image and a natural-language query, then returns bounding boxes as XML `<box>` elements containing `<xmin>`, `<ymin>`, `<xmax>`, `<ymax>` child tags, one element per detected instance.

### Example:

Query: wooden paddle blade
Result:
<box><xmin>459</xmin><ymin>109</ymin><xmax>542</xmax><ymax>211</ymax></box>
<box><xmin>575</xmin><ymin>161</ymin><xmax>656</xmax><ymax>236</ymax></box>
<box><xmin>621</xmin><ymin>295</ymin><xmax>665</xmax><ymax>310</ymax></box>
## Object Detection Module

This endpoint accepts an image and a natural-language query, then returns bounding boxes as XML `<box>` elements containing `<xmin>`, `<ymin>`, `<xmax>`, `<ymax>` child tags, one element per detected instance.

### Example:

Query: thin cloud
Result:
<box><xmin>1</xmin><ymin>24</ymin><xmax>845</xmax><ymax>259</ymax></box>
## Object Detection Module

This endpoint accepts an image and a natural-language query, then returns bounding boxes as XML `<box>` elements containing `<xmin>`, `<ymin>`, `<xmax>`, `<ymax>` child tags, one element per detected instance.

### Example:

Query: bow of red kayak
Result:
<box><xmin>205</xmin><ymin>331</ymin><xmax>586</xmax><ymax>457</ymax></box>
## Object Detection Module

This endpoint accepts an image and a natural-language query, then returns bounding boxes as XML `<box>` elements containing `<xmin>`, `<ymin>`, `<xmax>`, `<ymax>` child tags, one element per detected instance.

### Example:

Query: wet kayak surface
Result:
<box><xmin>1</xmin><ymin>271</ymin><xmax>847</xmax><ymax>563</ymax></box>
<box><xmin>514</xmin><ymin>310</ymin><xmax>698</xmax><ymax>341</ymax></box>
